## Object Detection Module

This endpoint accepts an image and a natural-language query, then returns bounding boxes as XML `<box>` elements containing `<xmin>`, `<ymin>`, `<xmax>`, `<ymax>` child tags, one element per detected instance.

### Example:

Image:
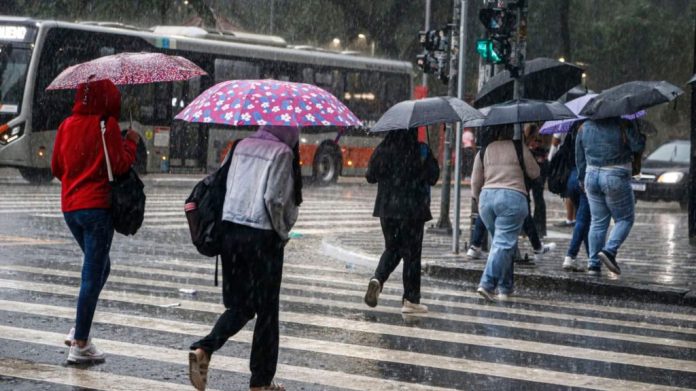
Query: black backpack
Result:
<box><xmin>99</xmin><ymin>117</ymin><xmax>146</xmax><ymax>236</ymax></box>
<box><xmin>185</xmin><ymin>140</ymin><xmax>240</xmax><ymax>285</ymax></box>
<box><xmin>547</xmin><ymin>133</ymin><xmax>574</xmax><ymax>195</ymax></box>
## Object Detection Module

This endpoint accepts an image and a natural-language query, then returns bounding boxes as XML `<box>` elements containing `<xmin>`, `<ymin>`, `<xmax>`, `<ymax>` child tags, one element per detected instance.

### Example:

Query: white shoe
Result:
<box><xmin>533</xmin><ymin>242</ymin><xmax>556</xmax><ymax>260</ymax></box>
<box><xmin>67</xmin><ymin>342</ymin><xmax>105</xmax><ymax>364</ymax></box>
<box><xmin>64</xmin><ymin>327</ymin><xmax>75</xmax><ymax>347</ymax></box>
<box><xmin>562</xmin><ymin>256</ymin><xmax>585</xmax><ymax>272</ymax></box>
<box><xmin>466</xmin><ymin>246</ymin><xmax>483</xmax><ymax>259</ymax></box>
<box><xmin>497</xmin><ymin>293</ymin><xmax>511</xmax><ymax>301</ymax></box>
<box><xmin>401</xmin><ymin>299</ymin><xmax>428</xmax><ymax>314</ymax></box>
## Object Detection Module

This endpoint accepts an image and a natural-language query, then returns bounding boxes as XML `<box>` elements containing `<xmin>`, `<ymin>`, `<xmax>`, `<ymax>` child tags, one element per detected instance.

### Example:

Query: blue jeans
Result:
<box><xmin>478</xmin><ymin>189</ymin><xmax>528</xmax><ymax>294</ymax></box>
<box><xmin>584</xmin><ymin>167</ymin><xmax>635</xmax><ymax>269</ymax></box>
<box><xmin>566</xmin><ymin>169</ymin><xmax>590</xmax><ymax>258</ymax></box>
<box><xmin>64</xmin><ymin>209</ymin><xmax>114</xmax><ymax>341</ymax></box>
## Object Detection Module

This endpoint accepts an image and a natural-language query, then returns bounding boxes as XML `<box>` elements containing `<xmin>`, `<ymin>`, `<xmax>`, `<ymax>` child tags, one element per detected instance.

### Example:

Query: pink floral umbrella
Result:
<box><xmin>46</xmin><ymin>52</ymin><xmax>207</xmax><ymax>90</ymax></box>
<box><xmin>175</xmin><ymin>79</ymin><xmax>362</xmax><ymax>127</ymax></box>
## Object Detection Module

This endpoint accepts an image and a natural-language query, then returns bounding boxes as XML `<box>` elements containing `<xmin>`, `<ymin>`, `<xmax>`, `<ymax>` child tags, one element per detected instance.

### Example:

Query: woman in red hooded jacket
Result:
<box><xmin>51</xmin><ymin>79</ymin><xmax>139</xmax><ymax>364</ymax></box>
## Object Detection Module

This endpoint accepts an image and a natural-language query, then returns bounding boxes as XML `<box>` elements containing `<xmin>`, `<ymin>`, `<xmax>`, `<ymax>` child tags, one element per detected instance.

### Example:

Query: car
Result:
<box><xmin>631</xmin><ymin>140</ymin><xmax>690</xmax><ymax>210</ymax></box>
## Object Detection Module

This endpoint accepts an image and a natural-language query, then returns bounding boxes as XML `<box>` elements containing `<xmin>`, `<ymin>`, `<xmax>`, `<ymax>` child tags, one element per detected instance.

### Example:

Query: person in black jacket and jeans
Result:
<box><xmin>363</xmin><ymin>128</ymin><xmax>439</xmax><ymax>314</ymax></box>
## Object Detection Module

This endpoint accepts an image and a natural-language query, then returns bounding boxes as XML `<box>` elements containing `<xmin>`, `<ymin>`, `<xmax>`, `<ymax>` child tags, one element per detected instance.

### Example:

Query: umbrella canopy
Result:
<box><xmin>558</xmin><ymin>85</ymin><xmax>595</xmax><ymax>103</ymax></box>
<box><xmin>539</xmin><ymin>93</ymin><xmax>646</xmax><ymax>134</ymax></box>
<box><xmin>175</xmin><ymin>79</ymin><xmax>362</xmax><ymax>127</ymax></box>
<box><xmin>46</xmin><ymin>52</ymin><xmax>207</xmax><ymax>90</ymax></box>
<box><xmin>579</xmin><ymin>80</ymin><xmax>683</xmax><ymax>120</ymax></box>
<box><xmin>369</xmin><ymin>96</ymin><xmax>483</xmax><ymax>133</ymax></box>
<box><xmin>688</xmin><ymin>74</ymin><xmax>696</xmax><ymax>85</ymax></box>
<box><xmin>473</xmin><ymin>57</ymin><xmax>584</xmax><ymax>108</ymax></box>
<box><xmin>467</xmin><ymin>99</ymin><xmax>577</xmax><ymax>127</ymax></box>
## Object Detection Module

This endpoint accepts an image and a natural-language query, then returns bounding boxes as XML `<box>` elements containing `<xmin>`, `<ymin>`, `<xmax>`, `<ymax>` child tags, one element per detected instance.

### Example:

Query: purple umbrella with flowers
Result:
<box><xmin>540</xmin><ymin>93</ymin><xmax>645</xmax><ymax>135</ymax></box>
<box><xmin>175</xmin><ymin>79</ymin><xmax>362</xmax><ymax>127</ymax></box>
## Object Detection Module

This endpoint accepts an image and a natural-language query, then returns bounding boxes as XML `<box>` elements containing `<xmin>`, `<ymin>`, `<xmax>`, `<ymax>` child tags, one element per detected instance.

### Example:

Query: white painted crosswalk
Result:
<box><xmin>0</xmin><ymin>184</ymin><xmax>694</xmax><ymax>390</ymax></box>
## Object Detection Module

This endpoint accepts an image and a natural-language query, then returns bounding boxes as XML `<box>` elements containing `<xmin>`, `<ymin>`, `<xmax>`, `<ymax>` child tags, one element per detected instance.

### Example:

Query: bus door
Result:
<box><xmin>169</xmin><ymin>77</ymin><xmax>206</xmax><ymax>173</ymax></box>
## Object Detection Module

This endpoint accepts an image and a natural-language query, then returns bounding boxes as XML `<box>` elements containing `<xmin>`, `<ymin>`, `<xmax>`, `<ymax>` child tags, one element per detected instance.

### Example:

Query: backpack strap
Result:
<box><xmin>513</xmin><ymin>139</ymin><xmax>532</xmax><ymax>192</ymax></box>
<box><xmin>99</xmin><ymin>116</ymin><xmax>114</xmax><ymax>182</ymax></box>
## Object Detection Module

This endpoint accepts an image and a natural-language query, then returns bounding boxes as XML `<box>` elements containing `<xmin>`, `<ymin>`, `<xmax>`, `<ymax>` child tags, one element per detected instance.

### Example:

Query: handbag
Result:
<box><xmin>99</xmin><ymin>118</ymin><xmax>146</xmax><ymax>236</ymax></box>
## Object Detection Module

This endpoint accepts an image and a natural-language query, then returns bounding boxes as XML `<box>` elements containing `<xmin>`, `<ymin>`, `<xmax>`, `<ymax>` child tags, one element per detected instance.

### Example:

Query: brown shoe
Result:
<box><xmin>188</xmin><ymin>348</ymin><xmax>210</xmax><ymax>391</ymax></box>
<box><xmin>250</xmin><ymin>382</ymin><xmax>285</xmax><ymax>391</ymax></box>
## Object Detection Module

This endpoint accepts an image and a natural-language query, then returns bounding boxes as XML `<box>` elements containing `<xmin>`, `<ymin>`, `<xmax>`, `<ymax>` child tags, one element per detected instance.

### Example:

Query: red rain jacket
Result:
<box><xmin>51</xmin><ymin>79</ymin><xmax>136</xmax><ymax>212</ymax></box>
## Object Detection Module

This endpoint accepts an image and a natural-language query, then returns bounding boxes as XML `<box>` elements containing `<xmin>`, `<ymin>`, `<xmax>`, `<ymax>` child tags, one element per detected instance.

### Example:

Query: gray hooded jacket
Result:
<box><xmin>222</xmin><ymin>125</ymin><xmax>299</xmax><ymax>240</ymax></box>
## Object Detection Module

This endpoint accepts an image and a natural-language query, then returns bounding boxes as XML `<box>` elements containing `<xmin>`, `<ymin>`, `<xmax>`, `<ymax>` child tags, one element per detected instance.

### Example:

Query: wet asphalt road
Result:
<box><xmin>0</xmin><ymin>178</ymin><xmax>694</xmax><ymax>390</ymax></box>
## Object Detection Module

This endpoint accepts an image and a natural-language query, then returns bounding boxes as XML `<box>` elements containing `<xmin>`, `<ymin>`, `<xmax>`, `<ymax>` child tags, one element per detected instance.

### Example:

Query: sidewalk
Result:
<box><xmin>323</xmin><ymin>201</ymin><xmax>696</xmax><ymax>307</ymax></box>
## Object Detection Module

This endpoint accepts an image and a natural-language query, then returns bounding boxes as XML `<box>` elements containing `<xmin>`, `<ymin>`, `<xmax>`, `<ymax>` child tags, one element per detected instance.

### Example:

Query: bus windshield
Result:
<box><xmin>0</xmin><ymin>43</ymin><xmax>31</xmax><ymax>115</ymax></box>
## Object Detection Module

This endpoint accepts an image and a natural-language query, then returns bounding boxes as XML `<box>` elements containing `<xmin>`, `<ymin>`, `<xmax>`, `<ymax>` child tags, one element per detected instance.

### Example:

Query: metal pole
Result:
<box><xmin>433</xmin><ymin>0</ymin><xmax>461</xmax><ymax>233</ymax></box>
<box><xmin>688</xmin><ymin>14</ymin><xmax>696</xmax><ymax>241</ymax></box>
<box><xmin>452</xmin><ymin>0</ymin><xmax>468</xmax><ymax>253</ymax></box>
<box><xmin>269</xmin><ymin>0</ymin><xmax>274</xmax><ymax>35</ymax></box>
<box><xmin>423</xmin><ymin>0</ymin><xmax>431</xmax><ymax>86</ymax></box>
<box><xmin>512</xmin><ymin>0</ymin><xmax>526</xmax><ymax>140</ymax></box>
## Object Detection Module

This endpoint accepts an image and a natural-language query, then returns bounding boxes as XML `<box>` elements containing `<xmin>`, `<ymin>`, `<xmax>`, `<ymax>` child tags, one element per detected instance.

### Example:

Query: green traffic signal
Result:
<box><xmin>476</xmin><ymin>39</ymin><xmax>502</xmax><ymax>63</ymax></box>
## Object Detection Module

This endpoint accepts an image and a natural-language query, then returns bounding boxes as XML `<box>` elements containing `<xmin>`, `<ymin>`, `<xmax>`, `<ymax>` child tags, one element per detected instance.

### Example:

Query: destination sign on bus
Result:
<box><xmin>0</xmin><ymin>26</ymin><xmax>28</xmax><ymax>41</ymax></box>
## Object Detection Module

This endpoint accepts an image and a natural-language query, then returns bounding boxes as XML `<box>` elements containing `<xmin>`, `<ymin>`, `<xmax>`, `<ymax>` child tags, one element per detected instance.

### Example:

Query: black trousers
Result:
<box><xmin>190</xmin><ymin>222</ymin><xmax>284</xmax><ymax>388</ymax></box>
<box><xmin>530</xmin><ymin>170</ymin><xmax>547</xmax><ymax>237</ymax></box>
<box><xmin>374</xmin><ymin>218</ymin><xmax>424</xmax><ymax>304</ymax></box>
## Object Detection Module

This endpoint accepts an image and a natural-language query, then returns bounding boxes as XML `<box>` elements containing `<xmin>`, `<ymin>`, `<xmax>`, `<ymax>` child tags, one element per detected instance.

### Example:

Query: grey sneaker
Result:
<box><xmin>401</xmin><ymin>299</ymin><xmax>428</xmax><ymax>314</ymax></box>
<box><xmin>67</xmin><ymin>342</ymin><xmax>105</xmax><ymax>364</ymax></box>
<box><xmin>598</xmin><ymin>250</ymin><xmax>621</xmax><ymax>275</ymax></box>
<box><xmin>64</xmin><ymin>327</ymin><xmax>75</xmax><ymax>347</ymax></box>
<box><xmin>476</xmin><ymin>286</ymin><xmax>496</xmax><ymax>302</ymax></box>
<box><xmin>562</xmin><ymin>256</ymin><xmax>585</xmax><ymax>272</ymax></box>
<box><xmin>533</xmin><ymin>242</ymin><xmax>556</xmax><ymax>260</ymax></box>
<box><xmin>497</xmin><ymin>293</ymin><xmax>511</xmax><ymax>301</ymax></box>
<box><xmin>466</xmin><ymin>246</ymin><xmax>483</xmax><ymax>259</ymax></box>
<box><xmin>364</xmin><ymin>278</ymin><xmax>381</xmax><ymax>308</ymax></box>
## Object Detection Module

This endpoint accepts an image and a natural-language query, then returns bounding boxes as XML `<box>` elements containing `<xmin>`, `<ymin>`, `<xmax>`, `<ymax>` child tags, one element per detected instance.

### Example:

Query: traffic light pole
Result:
<box><xmin>432</xmin><ymin>0</ymin><xmax>462</xmax><ymax>234</ymax></box>
<box><xmin>688</xmin><ymin>15</ymin><xmax>696</xmax><ymax>242</ymax></box>
<box><xmin>512</xmin><ymin>0</ymin><xmax>527</xmax><ymax>140</ymax></box>
<box><xmin>452</xmin><ymin>0</ymin><xmax>468</xmax><ymax>253</ymax></box>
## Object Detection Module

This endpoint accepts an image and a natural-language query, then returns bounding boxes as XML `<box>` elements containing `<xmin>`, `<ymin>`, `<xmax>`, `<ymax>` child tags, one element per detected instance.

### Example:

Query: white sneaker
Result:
<box><xmin>466</xmin><ymin>246</ymin><xmax>483</xmax><ymax>259</ymax></box>
<box><xmin>401</xmin><ymin>299</ymin><xmax>428</xmax><ymax>314</ymax></box>
<box><xmin>497</xmin><ymin>293</ymin><xmax>511</xmax><ymax>301</ymax></box>
<box><xmin>562</xmin><ymin>256</ymin><xmax>586</xmax><ymax>272</ymax></box>
<box><xmin>67</xmin><ymin>342</ymin><xmax>105</xmax><ymax>364</ymax></box>
<box><xmin>533</xmin><ymin>242</ymin><xmax>556</xmax><ymax>260</ymax></box>
<box><xmin>64</xmin><ymin>327</ymin><xmax>75</xmax><ymax>347</ymax></box>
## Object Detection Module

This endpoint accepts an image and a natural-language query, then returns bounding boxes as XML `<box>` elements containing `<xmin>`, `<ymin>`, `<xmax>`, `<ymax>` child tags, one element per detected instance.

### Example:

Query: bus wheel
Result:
<box><xmin>18</xmin><ymin>167</ymin><xmax>53</xmax><ymax>184</ymax></box>
<box><xmin>312</xmin><ymin>146</ymin><xmax>340</xmax><ymax>186</ymax></box>
<box><xmin>134</xmin><ymin>140</ymin><xmax>148</xmax><ymax>175</ymax></box>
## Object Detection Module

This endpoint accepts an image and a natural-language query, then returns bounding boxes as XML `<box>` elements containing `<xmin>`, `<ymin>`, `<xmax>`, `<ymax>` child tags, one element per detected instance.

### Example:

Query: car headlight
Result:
<box><xmin>657</xmin><ymin>172</ymin><xmax>685</xmax><ymax>184</ymax></box>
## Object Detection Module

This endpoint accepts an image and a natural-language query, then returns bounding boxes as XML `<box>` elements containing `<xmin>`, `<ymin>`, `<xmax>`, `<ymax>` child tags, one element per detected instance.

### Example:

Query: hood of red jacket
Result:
<box><xmin>72</xmin><ymin>79</ymin><xmax>121</xmax><ymax>119</ymax></box>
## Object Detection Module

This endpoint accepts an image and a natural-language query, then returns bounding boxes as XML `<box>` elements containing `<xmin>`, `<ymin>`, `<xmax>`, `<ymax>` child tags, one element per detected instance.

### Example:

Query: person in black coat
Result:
<box><xmin>363</xmin><ymin>128</ymin><xmax>439</xmax><ymax>313</ymax></box>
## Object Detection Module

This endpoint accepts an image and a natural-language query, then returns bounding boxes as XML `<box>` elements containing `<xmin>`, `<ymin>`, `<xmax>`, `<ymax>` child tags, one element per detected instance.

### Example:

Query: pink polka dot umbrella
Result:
<box><xmin>46</xmin><ymin>52</ymin><xmax>207</xmax><ymax>90</ymax></box>
<box><xmin>175</xmin><ymin>79</ymin><xmax>363</xmax><ymax>128</ymax></box>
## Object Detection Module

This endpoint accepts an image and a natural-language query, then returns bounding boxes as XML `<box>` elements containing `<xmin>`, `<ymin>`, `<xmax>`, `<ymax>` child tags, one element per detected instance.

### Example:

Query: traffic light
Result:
<box><xmin>477</xmin><ymin>6</ymin><xmax>516</xmax><ymax>66</ymax></box>
<box><xmin>416</xmin><ymin>28</ymin><xmax>450</xmax><ymax>83</ymax></box>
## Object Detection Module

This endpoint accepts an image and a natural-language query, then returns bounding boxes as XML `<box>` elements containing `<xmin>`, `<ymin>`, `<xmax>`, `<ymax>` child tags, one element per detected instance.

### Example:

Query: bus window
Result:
<box><xmin>345</xmin><ymin>71</ymin><xmax>379</xmax><ymax>122</ymax></box>
<box><xmin>0</xmin><ymin>43</ymin><xmax>31</xmax><ymax>116</ymax></box>
<box><xmin>214</xmin><ymin>58</ymin><xmax>260</xmax><ymax>82</ymax></box>
<box><xmin>301</xmin><ymin>67</ymin><xmax>314</xmax><ymax>84</ymax></box>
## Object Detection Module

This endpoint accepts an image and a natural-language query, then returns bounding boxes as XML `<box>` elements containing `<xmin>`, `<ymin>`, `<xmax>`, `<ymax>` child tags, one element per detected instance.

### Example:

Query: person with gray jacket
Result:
<box><xmin>188</xmin><ymin>125</ymin><xmax>301</xmax><ymax>391</ymax></box>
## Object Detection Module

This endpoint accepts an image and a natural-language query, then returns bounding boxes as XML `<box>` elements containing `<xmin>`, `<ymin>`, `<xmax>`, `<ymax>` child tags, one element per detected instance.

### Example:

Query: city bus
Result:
<box><xmin>0</xmin><ymin>16</ymin><xmax>413</xmax><ymax>184</ymax></box>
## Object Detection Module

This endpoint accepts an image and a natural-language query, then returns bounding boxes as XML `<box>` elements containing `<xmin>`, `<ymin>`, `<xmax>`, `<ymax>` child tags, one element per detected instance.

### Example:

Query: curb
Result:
<box><xmin>322</xmin><ymin>236</ymin><xmax>696</xmax><ymax>307</ymax></box>
<box><xmin>424</xmin><ymin>262</ymin><xmax>695</xmax><ymax>307</ymax></box>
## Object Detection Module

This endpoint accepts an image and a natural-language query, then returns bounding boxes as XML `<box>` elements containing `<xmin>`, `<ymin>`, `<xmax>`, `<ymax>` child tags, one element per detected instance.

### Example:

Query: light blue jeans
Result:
<box><xmin>584</xmin><ymin>167</ymin><xmax>635</xmax><ymax>269</ymax></box>
<box><xmin>478</xmin><ymin>188</ymin><xmax>529</xmax><ymax>294</ymax></box>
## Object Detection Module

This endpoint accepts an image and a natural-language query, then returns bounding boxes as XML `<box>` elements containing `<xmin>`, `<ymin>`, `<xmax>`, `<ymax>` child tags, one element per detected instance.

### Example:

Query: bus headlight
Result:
<box><xmin>657</xmin><ymin>172</ymin><xmax>684</xmax><ymax>184</ymax></box>
<box><xmin>0</xmin><ymin>124</ymin><xmax>23</xmax><ymax>145</ymax></box>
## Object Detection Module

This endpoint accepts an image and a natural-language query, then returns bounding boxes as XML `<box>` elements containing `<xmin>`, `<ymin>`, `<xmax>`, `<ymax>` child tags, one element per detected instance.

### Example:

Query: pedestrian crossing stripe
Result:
<box><xmin>0</xmin><ymin>235</ymin><xmax>68</xmax><ymax>246</ymax></box>
<box><xmin>0</xmin><ymin>299</ymin><xmax>691</xmax><ymax>391</ymax></box>
<box><xmin>0</xmin><ymin>358</ymin><xmax>208</xmax><ymax>391</ymax></box>
<box><xmin>0</xmin><ymin>325</ymin><xmax>457</xmax><ymax>391</ymax></box>
<box><xmin>0</xmin><ymin>270</ymin><xmax>694</xmax><ymax>375</ymax></box>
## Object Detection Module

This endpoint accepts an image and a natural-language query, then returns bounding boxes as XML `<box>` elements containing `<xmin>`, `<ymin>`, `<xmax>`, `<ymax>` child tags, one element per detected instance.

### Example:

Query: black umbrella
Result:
<box><xmin>688</xmin><ymin>74</ymin><xmax>695</xmax><ymax>85</ymax></box>
<box><xmin>369</xmin><ymin>96</ymin><xmax>483</xmax><ymax>133</ymax></box>
<box><xmin>473</xmin><ymin>57</ymin><xmax>584</xmax><ymax>108</ymax></box>
<box><xmin>466</xmin><ymin>99</ymin><xmax>577</xmax><ymax>127</ymax></box>
<box><xmin>558</xmin><ymin>85</ymin><xmax>595</xmax><ymax>103</ymax></box>
<box><xmin>579</xmin><ymin>81</ymin><xmax>684</xmax><ymax>120</ymax></box>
